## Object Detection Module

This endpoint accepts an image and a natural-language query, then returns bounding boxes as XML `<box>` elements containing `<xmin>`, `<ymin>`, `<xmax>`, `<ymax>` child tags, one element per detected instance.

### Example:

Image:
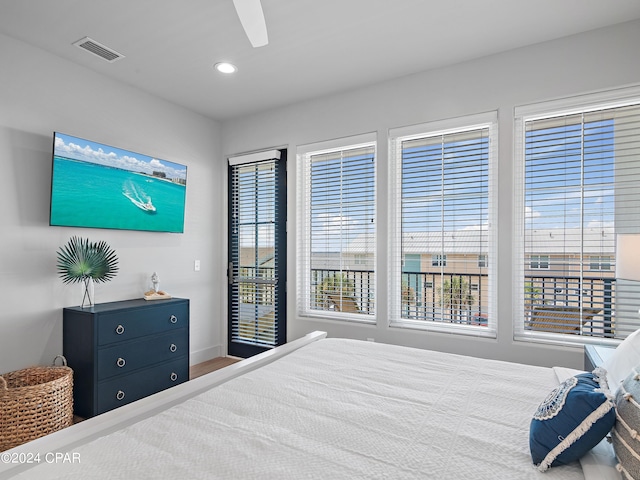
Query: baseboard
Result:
<box><xmin>190</xmin><ymin>344</ymin><xmax>223</xmax><ymax>366</ymax></box>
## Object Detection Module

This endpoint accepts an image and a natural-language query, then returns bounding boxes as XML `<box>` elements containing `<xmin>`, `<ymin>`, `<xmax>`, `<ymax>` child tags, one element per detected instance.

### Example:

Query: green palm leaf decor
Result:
<box><xmin>57</xmin><ymin>236</ymin><xmax>119</xmax><ymax>307</ymax></box>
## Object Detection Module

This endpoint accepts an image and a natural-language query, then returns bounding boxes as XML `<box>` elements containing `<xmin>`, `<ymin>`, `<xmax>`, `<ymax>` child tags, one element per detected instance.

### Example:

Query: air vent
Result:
<box><xmin>72</xmin><ymin>37</ymin><xmax>124</xmax><ymax>63</ymax></box>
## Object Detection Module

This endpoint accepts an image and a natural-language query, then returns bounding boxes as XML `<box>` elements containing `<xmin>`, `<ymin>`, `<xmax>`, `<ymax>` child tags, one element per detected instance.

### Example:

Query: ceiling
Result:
<box><xmin>1</xmin><ymin>0</ymin><xmax>640</xmax><ymax>122</ymax></box>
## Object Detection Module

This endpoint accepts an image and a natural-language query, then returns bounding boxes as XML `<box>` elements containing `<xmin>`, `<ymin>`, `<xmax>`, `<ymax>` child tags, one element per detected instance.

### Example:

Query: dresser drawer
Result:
<box><xmin>64</xmin><ymin>298</ymin><xmax>190</xmax><ymax>418</ymax></box>
<box><xmin>97</xmin><ymin>302</ymin><xmax>188</xmax><ymax>346</ymax></box>
<box><xmin>97</xmin><ymin>329</ymin><xmax>188</xmax><ymax>380</ymax></box>
<box><xmin>97</xmin><ymin>357</ymin><xmax>188</xmax><ymax>414</ymax></box>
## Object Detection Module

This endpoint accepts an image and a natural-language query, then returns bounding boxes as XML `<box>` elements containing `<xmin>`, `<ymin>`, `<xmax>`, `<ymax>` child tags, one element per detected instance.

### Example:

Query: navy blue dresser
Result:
<box><xmin>63</xmin><ymin>298</ymin><xmax>189</xmax><ymax>418</ymax></box>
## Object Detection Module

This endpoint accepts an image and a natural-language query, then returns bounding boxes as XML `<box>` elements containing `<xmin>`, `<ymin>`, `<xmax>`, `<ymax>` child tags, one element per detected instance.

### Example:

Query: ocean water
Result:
<box><xmin>50</xmin><ymin>157</ymin><xmax>186</xmax><ymax>233</ymax></box>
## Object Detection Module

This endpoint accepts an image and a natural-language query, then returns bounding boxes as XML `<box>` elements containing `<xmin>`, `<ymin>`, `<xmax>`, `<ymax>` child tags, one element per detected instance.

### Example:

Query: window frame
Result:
<box><xmin>388</xmin><ymin>112</ymin><xmax>498</xmax><ymax>337</ymax></box>
<box><xmin>529</xmin><ymin>255</ymin><xmax>550</xmax><ymax>270</ymax></box>
<box><xmin>431</xmin><ymin>254</ymin><xmax>447</xmax><ymax>267</ymax></box>
<box><xmin>513</xmin><ymin>85</ymin><xmax>640</xmax><ymax>345</ymax></box>
<box><xmin>589</xmin><ymin>256</ymin><xmax>611</xmax><ymax>271</ymax></box>
<box><xmin>296</xmin><ymin>133</ymin><xmax>377</xmax><ymax>323</ymax></box>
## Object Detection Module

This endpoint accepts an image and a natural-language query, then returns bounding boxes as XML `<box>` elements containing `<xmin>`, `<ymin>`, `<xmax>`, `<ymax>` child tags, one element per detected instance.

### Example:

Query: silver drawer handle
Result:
<box><xmin>169</xmin><ymin>315</ymin><xmax>178</xmax><ymax>324</ymax></box>
<box><xmin>170</xmin><ymin>372</ymin><xmax>178</xmax><ymax>381</ymax></box>
<box><xmin>115</xmin><ymin>324</ymin><xmax>125</xmax><ymax>335</ymax></box>
<box><xmin>116</xmin><ymin>357</ymin><xmax>126</xmax><ymax>368</ymax></box>
<box><xmin>116</xmin><ymin>390</ymin><xmax>125</xmax><ymax>401</ymax></box>
<box><xmin>170</xmin><ymin>343</ymin><xmax>177</xmax><ymax>353</ymax></box>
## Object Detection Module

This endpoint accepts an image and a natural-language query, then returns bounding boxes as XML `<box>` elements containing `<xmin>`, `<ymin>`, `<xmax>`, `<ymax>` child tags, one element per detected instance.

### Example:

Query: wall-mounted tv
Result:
<box><xmin>50</xmin><ymin>132</ymin><xmax>187</xmax><ymax>233</ymax></box>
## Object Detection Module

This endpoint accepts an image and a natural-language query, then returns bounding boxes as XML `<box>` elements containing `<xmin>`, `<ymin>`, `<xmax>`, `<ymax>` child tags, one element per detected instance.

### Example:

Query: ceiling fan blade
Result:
<box><xmin>232</xmin><ymin>0</ymin><xmax>269</xmax><ymax>48</ymax></box>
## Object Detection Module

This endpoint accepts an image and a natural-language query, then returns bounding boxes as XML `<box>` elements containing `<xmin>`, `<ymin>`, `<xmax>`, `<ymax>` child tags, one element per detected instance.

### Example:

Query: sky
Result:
<box><xmin>303</xmin><ymin>118</ymin><xmax>617</xmax><ymax>257</ymax></box>
<box><xmin>525</xmin><ymin>119</ymin><xmax>614</xmax><ymax>230</ymax></box>
<box><xmin>53</xmin><ymin>132</ymin><xmax>187</xmax><ymax>182</ymax></box>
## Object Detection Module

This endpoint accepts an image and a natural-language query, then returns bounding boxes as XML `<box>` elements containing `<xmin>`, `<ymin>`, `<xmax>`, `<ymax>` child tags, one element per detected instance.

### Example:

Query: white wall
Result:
<box><xmin>0</xmin><ymin>33</ymin><xmax>225</xmax><ymax>373</ymax></box>
<box><xmin>221</xmin><ymin>19</ymin><xmax>640</xmax><ymax>369</ymax></box>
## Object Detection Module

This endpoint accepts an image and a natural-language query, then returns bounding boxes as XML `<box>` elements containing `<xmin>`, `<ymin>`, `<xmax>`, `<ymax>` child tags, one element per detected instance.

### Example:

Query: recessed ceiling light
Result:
<box><xmin>214</xmin><ymin>62</ymin><xmax>237</xmax><ymax>74</ymax></box>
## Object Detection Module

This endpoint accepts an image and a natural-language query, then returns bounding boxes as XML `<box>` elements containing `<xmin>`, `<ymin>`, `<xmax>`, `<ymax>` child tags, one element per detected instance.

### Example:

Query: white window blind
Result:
<box><xmin>228</xmin><ymin>156</ymin><xmax>283</xmax><ymax>349</ymax></box>
<box><xmin>389</xmin><ymin>113</ymin><xmax>497</xmax><ymax>335</ymax></box>
<box><xmin>297</xmin><ymin>138</ymin><xmax>376</xmax><ymax>320</ymax></box>
<box><xmin>515</xmin><ymin>90</ymin><xmax>640</xmax><ymax>343</ymax></box>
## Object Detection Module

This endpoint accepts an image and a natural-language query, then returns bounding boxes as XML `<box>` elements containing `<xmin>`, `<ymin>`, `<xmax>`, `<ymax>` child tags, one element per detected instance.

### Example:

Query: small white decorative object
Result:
<box><xmin>144</xmin><ymin>272</ymin><xmax>172</xmax><ymax>301</ymax></box>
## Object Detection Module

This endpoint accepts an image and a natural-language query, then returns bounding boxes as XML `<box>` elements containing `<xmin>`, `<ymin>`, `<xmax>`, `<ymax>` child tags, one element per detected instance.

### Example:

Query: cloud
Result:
<box><xmin>462</xmin><ymin>223</ymin><xmax>488</xmax><ymax>231</ymax></box>
<box><xmin>525</xmin><ymin>206</ymin><xmax>540</xmax><ymax>219</ymax></box>
<box><xmin>586</xmin><ymin>220</ymin><xmax>614</xmax><ymax>229</ymax></box>
<box><xmin>55</xmin><ymin>136</ymin><xmax>187</xmax><ymax>180</ymax></box>
<box><xmin>316</xmin><ymin>213</ymin><xmax>358</xmax><ymax>230</ymax></box>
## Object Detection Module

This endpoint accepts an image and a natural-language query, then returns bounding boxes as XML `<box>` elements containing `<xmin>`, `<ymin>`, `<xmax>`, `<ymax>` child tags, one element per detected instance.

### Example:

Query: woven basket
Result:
<box><xmin>0</xmin><ymin>355</ymin><xmax>73</xmax><ymax>451</ymax></box>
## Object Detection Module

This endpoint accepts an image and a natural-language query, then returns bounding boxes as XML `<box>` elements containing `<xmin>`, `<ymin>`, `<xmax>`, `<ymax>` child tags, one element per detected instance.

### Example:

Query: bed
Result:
<box><xmin>0</xmin><ymin>331</ymin><xmax>621</xmax><ymax>479</ymax></box>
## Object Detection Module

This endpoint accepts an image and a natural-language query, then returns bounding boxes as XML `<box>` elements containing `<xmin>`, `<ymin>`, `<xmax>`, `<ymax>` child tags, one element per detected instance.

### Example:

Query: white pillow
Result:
<box><xmin>603</xmin><ymin>328</ymin><xmax>640</xmax><ymax>389</ymax></box>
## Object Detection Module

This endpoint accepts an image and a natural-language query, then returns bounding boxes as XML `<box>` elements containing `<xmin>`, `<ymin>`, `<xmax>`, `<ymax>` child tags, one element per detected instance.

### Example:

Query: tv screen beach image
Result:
<box><xmin>50</xmin><ymin>132</ymin><xmax>187</xmax><ymax>233</ymax></box>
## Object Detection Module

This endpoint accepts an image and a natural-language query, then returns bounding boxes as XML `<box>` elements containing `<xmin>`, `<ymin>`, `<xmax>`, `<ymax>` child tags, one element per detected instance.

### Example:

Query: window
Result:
<box><xmin>589</xmin><ymin>256</ymin><xmax>611</xmax><ymax>271</ymax></box>
<box><xmin>515</xmin><ymin>87</ymin><xmax>640</xmax><ymax>342</ymax></box>
<box><xmin>297</xmin><ymin>134</ymin><xmax>376</xmax><ymax>320</ymax></box>
<box><xmin>530</xmin><ymin>255</ymin><xmax>550</xmax><ymax>270</ymax></box>
<box><xmin>389</xmin><ymin>112</ymin><xmax>497</xmax><ymax>335</ymax></box>
<box><xmin>431</xmin><ymin>254</ymin><xmax>447</xmax><ymax>267</ymax></box>
<box><xmin>354</xmin><ymin>254</ymin><xmax>367</xmax><ymax>265</ymax></box>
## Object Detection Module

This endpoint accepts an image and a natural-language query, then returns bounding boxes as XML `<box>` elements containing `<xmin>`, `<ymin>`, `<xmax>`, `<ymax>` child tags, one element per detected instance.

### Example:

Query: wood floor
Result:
<box><xmin>190</xmin><ymin>356</ymin><xmax>241</xmax><ymax>379</ymax></box>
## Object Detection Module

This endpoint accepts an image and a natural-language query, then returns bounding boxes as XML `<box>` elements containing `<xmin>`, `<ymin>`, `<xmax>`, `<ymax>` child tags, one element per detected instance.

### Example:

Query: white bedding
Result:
<box><xmin>7</xmin><ymin>338</ymin><xmax>618</xmax><ymax>479</ymax></box>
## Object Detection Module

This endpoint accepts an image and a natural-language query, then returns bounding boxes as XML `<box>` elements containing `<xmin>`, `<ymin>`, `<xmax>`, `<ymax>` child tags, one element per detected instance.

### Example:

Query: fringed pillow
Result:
<box><xmin>530</xmin><ymin>368</ymin><xmax>615</xmax><ymax>471</ymax></box>
<box><xmin>612</xmin><ymin>366</ymin><xmax>640</xmax><ymax>479</ymax></box>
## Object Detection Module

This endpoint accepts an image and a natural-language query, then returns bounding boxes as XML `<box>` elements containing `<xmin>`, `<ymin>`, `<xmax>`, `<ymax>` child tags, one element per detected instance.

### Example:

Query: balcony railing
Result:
<box><xmin>524</xmin><ymin>274</ymin><xmax>615</xmax><ymax>337</ymax></box>
<box><xmin>240</xmin><ymin>266</ymin><xmax>617</xmax><ymax>336</ymax></box>
<box><xmin>311</xmin><ymin>268</ymin><xmax>375</xmax><ymax>314</ymax></box>
<box><xmin>402</xmin><ymin>271</ymin><xmax>487</xmax><ymax>325</ymax></box>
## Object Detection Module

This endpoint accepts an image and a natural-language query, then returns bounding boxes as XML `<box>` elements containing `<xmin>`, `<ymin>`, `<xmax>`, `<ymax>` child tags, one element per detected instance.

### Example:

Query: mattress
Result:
<box><xmin>7</xmin><ymin>337</ymin><xmax>616</xmax><ymax>479</ymax></box>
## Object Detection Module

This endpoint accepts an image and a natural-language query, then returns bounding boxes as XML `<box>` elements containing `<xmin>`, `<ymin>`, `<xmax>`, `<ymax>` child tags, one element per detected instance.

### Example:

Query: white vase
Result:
<box><xmin>81</xmin><ymin>277</ymin><xmax>95</xmax><ymax>308</ymax></box>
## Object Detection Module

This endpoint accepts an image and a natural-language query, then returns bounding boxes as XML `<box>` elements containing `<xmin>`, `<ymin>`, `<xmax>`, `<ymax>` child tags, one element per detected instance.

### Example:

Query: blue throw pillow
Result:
<box><xmin>529</xmin><ymin>368</ymin><xmax>615</xmax><ymax>471</ymax></box>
